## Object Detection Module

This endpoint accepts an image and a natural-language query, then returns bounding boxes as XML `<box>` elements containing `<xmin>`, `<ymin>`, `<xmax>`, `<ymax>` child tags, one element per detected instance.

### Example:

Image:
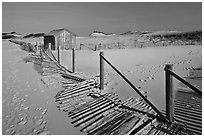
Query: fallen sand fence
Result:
<box><xmin>55</xmin><ymin>84</ymin><xmax>157</xmax><ymax>135</ymax></box>
<box><xmin>47</xmin><ymin>48</ymin><xmax>197</xmax><ymax>135</ymax></box>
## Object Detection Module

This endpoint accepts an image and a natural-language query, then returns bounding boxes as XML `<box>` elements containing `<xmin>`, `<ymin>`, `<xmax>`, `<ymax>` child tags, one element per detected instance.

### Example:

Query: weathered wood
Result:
<box><xmin>174</xmin><ymin>100</ymin><xmax>201</xmax><ymax>108</ymax></box>
<box><xmin>73</xmin><ymin>105</ymin><xmax>115</xmax><ymax>128</ymax></box>
<box><xmin>68</xmin><ymin>98</ymin><xmax>105</xmax><ymax>115</ymax></box>
<box><xmin>72</xmin><ymin>48</ymin><xmax>75</xmax><ymax>73</ymax></box>
<box><xmin>147</xmin><ymin>125</ymin><xmax>157</xmax><ymax>135</ymax></box>
<box><xmin>56</xmin><ymin>81</ymin><xmax>94</xmax><ymax>97</ymax></box>
<box><xmin>174</xmin><ymin>111</ymin><xmax>201</xmax><ymax>124</ymax></box>
<box><xmin>129</xmin><ymin>100</ymin><xmax>143</xmax><ymax>108</ymax></box>
<box><xmin>79</xmin><ymin>115</ymin><xmax>104</xmax><ymax>130</ymax></box>
<box><xmin>50</xmin><ymin>50</ymin><xmax>58</xmax><ymax>62</ymax></box>
<box><xmin>174</xmin><ymin>117</ymin><xmax>202</xmax><ymax>134</ymax></box>
<box><xmin>97</xmin><ymin>114</ymin><xmax>128</xmax><ymax>134</ymax></box>
<box><xmin>153</xmin><ymin>124</ymin><xmax>163</xmax><ymax>135</ymax></box>
<box><xmin>56</xmin><ymin>90</ymin><xmax>91</xmax><ymax>103</ymax></box>
<box><xmin>56</xmin><ymin>81</ymin><xmax>95</xmax><ymax>97</ymax></box>
<box><xmin>55</xmin><ymin>87</ymin><xmax>91</xmax><ymax>102</ymax></box>
<box><xmin>130</xmin><ymin>118</ymin><xmax>156</xmax><ymax>135</ymax></box>
<box><xmin>142</xmin><ymin>106</ymin><xmax>152</xmax><ymax>113</ymax></box>
<box><xmin>122</xmin><ymin>98</ymin><xmax>134</xmax><ymax>105</ymax></box>
<box><xmin>71</xmin><ymin>102</ymin><xmax>115</xmax><ymax>124</ymax></box>
<box><xmin>58</xmin><ymin>44</ymin><xmax>60</xmax><ymax>64</ymax></box>
<box><xmin>74</xmin><ymin>97</ymin><xmax>117</xmax><ymax>116</ymax></box>
<box><xmin>62</xmin><ymin>78</ymin><xmax>88</xmax><ymax>86</ymax></box>
<box><xmin>57</xmin><ymin>95</ymin><xmax>89</xmax><ymax>109</ymax></box>
<box><xmin>165</xmin><ymin>64</ymin><xmax>174</xmax><ymax>122</ymax></box>
<box><xmin>125</xmin><ymin>99</ymin><xmax>141</xmax><ymax>108</ymax></box>
<box><xmin>175</xmin><ymin>116</ymin><xmax>202</xmax><ymax>129</ymax></box>
<box><xmin>61</xmin><ymin>73</ymin><xmax>85</xmax><ymax>81</ymax></box>
<box><xmin>120</xmin><ymin>97</ymin><xmax>135</xmax><ymax>106</ymax></box>
<box><xmin>96</xmin><ymin>112</ymin><xmax>130</xmax><ymax>135</ymax></box>
<box><xmin>87</xmin><ymin>111</ymin><xmax>125</xmax><ymax>135</ymax></box>
<box><xmin>61</xmin><ymin>101</ymin><xmax>88</xmax><ymax>113</ymax></box>
<box><xmin>68</xmin><ymin>93</ymin><xmax>114</xmax><ymax>115</ymax></box>
<box><xmin>72</xmin><ymin>104</ymin><xmax>116</xmax><ymax>125</ymax></box>
<box><xmin>107</xmin><ymin>113</ymin><xmax>135</xmax><ymax>134</ymax></box>
<box><xmin>70</xmin><ymin>100</ymin><xmax>111</xmax><ymax>119</ymax></box>
<box><xmin>110</xmin><ymin>115</ymin><xmax>137</xmax><ymax>135</ymax></box>
<box><xmin>85</xmin><ymin>110</ymin><xmax>119</xmax><ymax>132</ymax></box>
<box><xmin>111</xmin><ymin>116</ymin><xmax>141</xmax><ymax>135</ymax></box>
<box><xmin>174</xmin><ymin>107</ymin><xmax>201</xmax><ymax>116</ymax></box>
<box><xmin>40</xmin><ymin>48</ymin><xmax>43</xmax><ymax>61</ymax></box>
<box><xmin>137</xmin><ymin>103</ymin><xmax>148</xmax><ymax>111</ymax></box>
<box><xmin>55</xmin><ymin>86</ymin><xmax>91</xmax><ymax>100</ymax></box>
<box><xmin>68</xmin><ymin>93</ymin><xmax>113</xmax><ymax>115</ymax></box>
<box><xmin>174</xmin><ymin>102</ymin><xmax>202</xmax><ymax>112</ymax></box>
<box><xmin>124</xmin><ymin>100</ymin><xmax>140</xmax><ymax>108</ymax></box>
<box><xmin>59</xmin><ymin>93</ymin><xmax>91</xmax><ymax>105</ymax></box>
<box><xmin>70</xmin><ymin>94</ymin><xmax>116</xmax><ymax>113</ymax></box>
<box><xmin>100</xmin><ymin>51</ymin><xmax>104</xmax><ymax>90</ymax></box>
<box><xmin>131</xmin><ymin>101</ymin><xmax>144</xmax><ymax>109</ymax></box>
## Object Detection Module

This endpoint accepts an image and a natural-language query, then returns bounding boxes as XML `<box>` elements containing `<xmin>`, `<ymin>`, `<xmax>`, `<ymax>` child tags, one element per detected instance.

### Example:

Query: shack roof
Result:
<box><xmin>48</xmin><ymin>28</ymin><xmax>77</xmax><ymax>36</ymax></box>
<box><xmin>43</xmin><ymin>34</ymin><xmax>55</xmax><ymax>37</ymax></box>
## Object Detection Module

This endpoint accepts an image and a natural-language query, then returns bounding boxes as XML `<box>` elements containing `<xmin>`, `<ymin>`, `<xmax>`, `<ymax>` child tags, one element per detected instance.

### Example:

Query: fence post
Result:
<box><xmin>94</xmin><ymin>45</ymin><xmax>97</xmax><ymax>51</ymax></box>
<box><xmin>58</xmin><ymin>45</ymin><xmax>60</xmax><ymax>64</ymax></box>
<box><xmin>165</xmin><ymin>64</ymin><xmax>174</xmax><ymax>122</ymax></box>
<box><xmin>100</xmin><ymin>51</ymin><xmax>104</xmax><ymax>90</ymax></box>
<box><xmin>134</xmin><ymin>40</ymin><xmax>137</xmax><ymax>48</ymax></box>
<box><xmin>40</xmin><ymin>46</ymin><xmax>43</xmax><ymax>61</ymax></box>
<box><xmin>72</xmin><ymin>48</ymin><xmax>75</xmax><ymax>73</ymax></box>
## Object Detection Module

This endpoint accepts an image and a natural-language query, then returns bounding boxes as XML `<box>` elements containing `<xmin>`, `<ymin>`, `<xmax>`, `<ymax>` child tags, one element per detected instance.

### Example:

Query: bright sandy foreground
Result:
<box><xmin>2</xmin><ymin>40</ymin><xmax>202</xmax><ymax>135</ymax></box>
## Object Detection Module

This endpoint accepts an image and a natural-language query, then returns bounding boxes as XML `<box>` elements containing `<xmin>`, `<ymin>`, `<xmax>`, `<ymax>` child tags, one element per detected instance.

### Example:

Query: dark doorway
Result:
<box><xmin>43</xmin><ymin>35</ymin><xmax>55</xmax><ymax>50</ymax></box>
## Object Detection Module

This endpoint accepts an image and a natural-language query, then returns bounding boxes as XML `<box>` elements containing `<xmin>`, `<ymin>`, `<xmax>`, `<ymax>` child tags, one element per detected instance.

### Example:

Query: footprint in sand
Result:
<box><xmin>18</xmin><ymin>117</ymin><xmax>28</xmax><ymax>126</ymax></box>
<box><xmin>139</xmin><ymin>79</ymin><xmax>147</xmax><ymax>82</ymax></box>
<box><xmin>147</xmin><ymin>76</ymin><xmax>155</xmax><ymax>80</ymax></box>
<box><xmin>127</xmin><ymin>70</ymin><xmax>131</xmax><ymax>73</ymax></box>
<box><xmin>141</xmin><ymin>91</ymin><xmax>148</xmax><ymax>94</ymax></box>
<box><xmin>41</xmin><ymin>109</ymin><xmax>47</xmax><ymax>115</ymax></box>
<box><xmin>5</xmin><ymin>127</ymin><xmax>15</xmax><ymax>135</ymax></box>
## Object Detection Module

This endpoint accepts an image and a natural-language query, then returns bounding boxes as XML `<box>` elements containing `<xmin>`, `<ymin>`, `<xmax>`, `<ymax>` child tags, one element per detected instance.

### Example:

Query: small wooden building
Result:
<box><xmin>48</xmin><ymin>28</ymin><xmax>77</xmax><ymax>50</ymax></box>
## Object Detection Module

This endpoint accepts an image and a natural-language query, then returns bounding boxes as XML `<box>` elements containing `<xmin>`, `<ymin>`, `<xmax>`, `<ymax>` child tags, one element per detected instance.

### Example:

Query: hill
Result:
<box><xmin>89</xmin><ymin>31</ymin><xmax>115</xmax><ymax>37</ymax></box>
<box><xmin>2</xmin><ymin>32</ymin><xmax>23</xmax><ymax>39</ymax></box>
<box><xmin>23</xmin><ymin>33</ymin><xmax>45</xmax><ymax>38</ymax></box>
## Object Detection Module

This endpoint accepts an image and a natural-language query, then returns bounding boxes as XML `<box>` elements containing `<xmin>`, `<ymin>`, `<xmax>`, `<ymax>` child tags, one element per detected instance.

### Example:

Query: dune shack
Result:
<box><xmin>43</xmin><ymin>28</ymin><xmax>77</xmax><ymax>50</ymax></box>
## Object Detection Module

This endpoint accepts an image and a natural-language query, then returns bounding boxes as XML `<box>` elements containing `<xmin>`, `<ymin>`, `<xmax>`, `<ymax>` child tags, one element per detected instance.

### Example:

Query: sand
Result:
<box><xmin>2</xmin><ymin>41</ymin><xmax>83</xmax><ymax>135</ymax></box>
<box><xmin>2</xmin><ymin>40</ymin><xmax>202</xmax><ymax>134</ymax></box>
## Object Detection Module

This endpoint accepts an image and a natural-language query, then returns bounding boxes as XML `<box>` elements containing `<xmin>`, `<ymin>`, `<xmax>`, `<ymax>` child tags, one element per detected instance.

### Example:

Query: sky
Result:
<box><xmin>2</xmin><ymin>2</ymin><xmax>202</xmax><ymax>36</ymax></box>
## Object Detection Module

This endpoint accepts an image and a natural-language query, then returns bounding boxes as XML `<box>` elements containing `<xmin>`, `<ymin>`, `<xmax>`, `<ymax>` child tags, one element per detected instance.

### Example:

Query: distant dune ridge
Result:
<box><xmin>23</xmin><ymin>33</ymin><xmax>45</xmax><ymax>38</ymax></box>
<box><xmin>2</xmin><ymin>31</ymin><xmax>23</xmax><ymax>39</ymax></box>
<box><xmin>89</xmin><ymin>30</ymin><xmax>115</xmax><ymax>37</ymax></box>
<box><xmin>76</xmin><ymin>30</ymin><xmax>202</xmax><ymax>50</ymax></box>
<box><xmin>3</xmin><ymin>29</ymin><xmax>202</xmax><ymax>50</ymax></box>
